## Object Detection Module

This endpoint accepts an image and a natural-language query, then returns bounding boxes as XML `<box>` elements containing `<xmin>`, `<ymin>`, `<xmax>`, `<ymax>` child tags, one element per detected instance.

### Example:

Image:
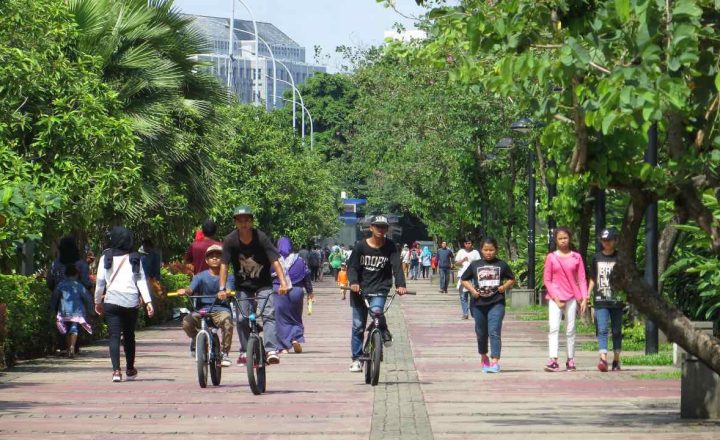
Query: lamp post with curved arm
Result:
<box><xmin>270</xmin><ymin>77</ymin><xmax>312</xmax><ymax>148</ymax></box>
<box><xmin>231</xmin><ymin>28</ymin><xmax>278</xmax><ymax>111</ymax></box>
<box><xmin>229</xmin><ymin>0</ymin><xmax>260</xmax><ymax>106</ymax></box>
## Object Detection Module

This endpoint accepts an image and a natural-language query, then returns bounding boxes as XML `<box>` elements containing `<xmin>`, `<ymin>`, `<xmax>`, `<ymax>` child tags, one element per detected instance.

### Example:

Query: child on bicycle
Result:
<box><xmin>180</xmin><ymin>244</ymin><xmax>234</xmax><ymax>367</ymax></box>
<box><xmin>346</xmin><ymin>215</ymin><xmax>406</xmax><ymax>373</ymax></box>
<box><xmin>338</xmin><ymin>262</ymin><xmax>349</xmax><ymax>300</ymax></box>
<box><xmin>51</xmin><ymin>265</ymin><xmax>93</xmax><ymax>358</ymax></box>
<box><xmin>461</xmin><ymin>237</ymin><xmax>515</xmax><ymax>373</ymax></box>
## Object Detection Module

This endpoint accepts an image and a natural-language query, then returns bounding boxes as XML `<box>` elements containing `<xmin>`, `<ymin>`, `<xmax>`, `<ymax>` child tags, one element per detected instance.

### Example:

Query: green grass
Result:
<box><xmin>632</xmin><ymin>370</ymin><xmax>681</xmax><ymax>380</ymax></box>
<box><xmin>579</xmin><ymin>341</ymin><xmax>673</xmax><ymax>352</ymax></box>
<box><xmin>510</xmin><ymin>305</ymin><xmax>548</xmax><ymax>321</ymax></box>
<box><xmin>621</xmin><ymin>352</ymin><xmax>673</xmax><ymax>366</ymax></box>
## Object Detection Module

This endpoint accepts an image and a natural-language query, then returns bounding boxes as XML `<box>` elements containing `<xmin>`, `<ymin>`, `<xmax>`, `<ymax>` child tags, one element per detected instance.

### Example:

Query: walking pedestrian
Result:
<box><xmin>47</xmin><ymin>236</ymin><xmax>92</xmax><ymax>291</ymax></box>
<box><xmin>308</xmin><ymin>247</ymin><xmax>322</xmax><ymax>282</ymax></box>
<box><xmin>94</xmin><ymin>226</ymin><xmax>154</xmax><ymax>382</ymax></box>
<box><xmin>217</xmin><ymin>206</ymin><xmax>289</xmax><ymax>366</ymax></box>
<box><xmin>184</xmin><ymin>220</ymin><xmax>222</xmax><ymax>275</ymax></box>
<box><xmin>588</xmin><ymin>227</ymin><xmax>623</xmax><ymax>372</ymax></box>
<box><xmin>401</xmin><ymin>244</ymin><xmax>410</xmax><ymax>277</ymax></box>
<box><xmin>409</xmin><ymin>243</ymin><xmax>420</xmax><ymax>280</ymax></box>
<box><xmin>329</xmin><ymin>246</ymin><xmax>344</xmax><ymax>281</ymax></box>
<box><xmin>543</xmin><ymin>227</ymin><xmax>588</xmax><ymax>372</ymax></box>
<box><xmin>51</xmin><ymin>265</ymin><xmax>93</xmax><ymax>358</ymax></box>
<box><xmin>455</xmin><ymin>238</ymin><xmax>481</xmax><ymax>319</ymax></box>
<box><xmin>421</xmin><ymin>246</ymin><xmax>432</xmax><ymax>279</ymax></box>
<box><xmin>436</xmin><ymin>241</ymin><xmax>454</xmax><ymax>293</ymax></box>
<box><xmin>430</xmin><ymin>253</ymin><xmax>438</xmax><ymax>276</ymax></box>
<box><xmin>272</xmin><ymin>236</ymin><xmax>314</xmax><ymax>354</ymax></box>
<box><xmin>461</xmin><ymin>237</ymin><xmax>515</xmax><ymax>373</ymax></box>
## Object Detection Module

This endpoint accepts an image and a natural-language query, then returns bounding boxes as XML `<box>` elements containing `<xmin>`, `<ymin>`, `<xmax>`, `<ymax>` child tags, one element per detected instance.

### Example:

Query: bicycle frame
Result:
<box><xmin>231</xmin><ymin>291</ymin><xmax>276</xmax><ymax>335</ymax></box>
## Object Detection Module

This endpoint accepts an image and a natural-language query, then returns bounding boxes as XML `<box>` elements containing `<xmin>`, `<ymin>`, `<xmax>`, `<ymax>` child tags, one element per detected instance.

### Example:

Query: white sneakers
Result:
<box><xmin>349</xmin><ymin>360</ymin><xmax>362</xmax><ymax>372</ymax></box>
<box><xmin>221</xmin><ymin>352</ymin><xmax>232</xmax><ymax>367</ymax></box>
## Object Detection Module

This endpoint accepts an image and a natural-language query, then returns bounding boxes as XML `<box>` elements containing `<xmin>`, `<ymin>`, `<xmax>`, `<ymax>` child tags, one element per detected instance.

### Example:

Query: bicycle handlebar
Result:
<box><xmin>339</xmin><ymin>286</ymin><xmax>416</xmax><ymax>295</ymax></box>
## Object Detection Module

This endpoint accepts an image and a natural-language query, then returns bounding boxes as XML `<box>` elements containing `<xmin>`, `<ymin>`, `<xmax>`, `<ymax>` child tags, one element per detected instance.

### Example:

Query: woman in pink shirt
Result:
<box><xmin>542</xmin><ymin>227</ymin><xmax>588</xmax><ymax>372</ymax></box>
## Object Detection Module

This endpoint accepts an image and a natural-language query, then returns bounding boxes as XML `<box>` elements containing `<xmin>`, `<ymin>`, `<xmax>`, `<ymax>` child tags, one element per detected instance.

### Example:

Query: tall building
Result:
<box><xmin>184</xmin><ymin>14</ymin><xmax>326</xmax><ymax>109</ymax></box>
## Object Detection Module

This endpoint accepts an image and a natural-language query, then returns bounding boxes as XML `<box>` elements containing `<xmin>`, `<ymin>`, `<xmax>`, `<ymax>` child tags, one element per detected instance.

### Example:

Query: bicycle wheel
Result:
<box><xmin>246</xmin><ymin>335</ymin><xmax>266</xmax><ymax>395</ymax></box>
<box><xmin>196</xmin><ymin>333</ymin><xmax>209</xmax><ymax>388</ymax></box>
<box><xmin>363</xmin><ymin>337</ymin><xmax>372</xmax><ymax>385</ymax></box>
<box><xmin>210</xmin><ymin>334</ymin><xmax>222</xmax><ymax>386</ymax></box>
<box><xmin>370</xmin><ymin>330</ymin><xmax>382</xmax><ymax>386</ymax></box>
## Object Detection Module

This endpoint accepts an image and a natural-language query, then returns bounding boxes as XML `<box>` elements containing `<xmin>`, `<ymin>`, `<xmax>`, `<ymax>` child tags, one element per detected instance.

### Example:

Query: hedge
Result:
<box><xmin>0</xmin><ymin>267</ymin><xmax>190</xmax><ymax>368</ymax></box>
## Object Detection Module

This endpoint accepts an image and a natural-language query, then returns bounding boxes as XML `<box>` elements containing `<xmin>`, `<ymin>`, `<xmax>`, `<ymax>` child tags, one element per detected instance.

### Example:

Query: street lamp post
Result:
<box><xmin>273</xmin><ymin>94</ymin><xmax>314</xmax><ymax>149</ymax></box>
<box><xmin>232</xmin><ymin>27</ymin><xmax>277</xmax><ymax>109</ymax></box>
<box><xmin>229</xmin><ymin>0</ymin><xmax>260</xmax><ymax>106</ymax></box>
<box><xmin>271</xmin><ymin>75</ymin><xmax>313</xmax><ymax>148</ymax></box>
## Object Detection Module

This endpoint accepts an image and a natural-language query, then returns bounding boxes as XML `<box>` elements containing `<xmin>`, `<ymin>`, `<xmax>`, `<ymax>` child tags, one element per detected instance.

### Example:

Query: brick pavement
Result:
<box><xmin>2</xmin><ymin>277</ymin><xmax>720</xmax><ymax>439</ymax></box>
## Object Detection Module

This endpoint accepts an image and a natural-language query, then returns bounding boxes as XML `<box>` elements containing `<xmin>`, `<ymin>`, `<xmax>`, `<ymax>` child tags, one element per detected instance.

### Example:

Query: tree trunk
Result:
<box><xmin>657</xmin><ymin>213</ymin><xmax>686</xmax><ymax>293</ymax></box>
<box><xmin>577</xmin><ymin>197</ymin><xmax>593</xmax><ymax>265</ymax></box>
<box><xmin>613</xmin><ymin>191</ymin><xmax>720</xmax><ymax>374</ymax></box>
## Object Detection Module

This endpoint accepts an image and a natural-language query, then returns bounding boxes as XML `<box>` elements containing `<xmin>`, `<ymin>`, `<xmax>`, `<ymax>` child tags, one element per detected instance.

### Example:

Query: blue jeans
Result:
<box><xmin>350</xmin><ymin>293</ymin><xmax>387</xmax><ymax>360</ymax></box>
<box><xmin>595</xmin><ymin>307</ymin><xmax>623</xmax><ymax>353</ymax></box>
<box><xmin>439</xmin><ymin>268</ymin><xmax>451</xmax><ymax>291</ymax></box>
<box><xmin>459</xmin><ymin>286</ymin><xmax>470</xmax><ymax>316</ymax></box>
<box><xmin>472</xmin><ymin>301</ymin><xmax>505</xmax><ymax>358</ymax></box>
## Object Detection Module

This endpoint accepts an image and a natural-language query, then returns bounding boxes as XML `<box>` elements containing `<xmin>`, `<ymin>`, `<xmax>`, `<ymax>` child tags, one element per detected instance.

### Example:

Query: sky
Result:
<box><xmin>172</xmin><ymin>0</ymin><xmax>429</xmax><ymax>72</ymax></box>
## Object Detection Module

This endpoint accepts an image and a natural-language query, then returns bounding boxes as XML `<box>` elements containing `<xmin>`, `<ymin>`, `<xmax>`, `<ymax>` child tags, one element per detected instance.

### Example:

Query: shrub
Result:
<box><xmin>0</xmin><ymin>275</ymin><xmax>55</xmax><ymax>366</ymax></box>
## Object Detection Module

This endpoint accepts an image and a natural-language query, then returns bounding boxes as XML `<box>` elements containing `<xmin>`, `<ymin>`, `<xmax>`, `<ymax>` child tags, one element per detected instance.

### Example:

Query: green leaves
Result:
<box><xmin>615</xmin><ymin>0</ymin><xmax>632</xmax><ymax>23</ymax></box>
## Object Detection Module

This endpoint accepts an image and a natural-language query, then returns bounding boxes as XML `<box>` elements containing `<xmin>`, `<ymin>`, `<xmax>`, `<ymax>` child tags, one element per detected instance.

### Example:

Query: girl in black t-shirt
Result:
<box><xmin>461</xmin><ymin>237</ymin><xmax>515</xmax><ymax>373</ymax></box>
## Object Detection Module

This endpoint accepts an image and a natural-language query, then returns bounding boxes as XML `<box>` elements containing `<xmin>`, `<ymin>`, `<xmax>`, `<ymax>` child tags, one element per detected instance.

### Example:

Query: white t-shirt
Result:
<box><xmin>455</xmin><ymin>249</ymin><xmax>481</xmax><ymax>290</ymax></box>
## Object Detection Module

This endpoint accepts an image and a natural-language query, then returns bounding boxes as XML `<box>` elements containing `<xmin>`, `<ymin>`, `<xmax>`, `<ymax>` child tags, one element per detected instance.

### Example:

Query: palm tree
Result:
<box><xmin>68</xmin><ymin>0</ymin><xmax>225</xmax><ymax>230</ymax></box>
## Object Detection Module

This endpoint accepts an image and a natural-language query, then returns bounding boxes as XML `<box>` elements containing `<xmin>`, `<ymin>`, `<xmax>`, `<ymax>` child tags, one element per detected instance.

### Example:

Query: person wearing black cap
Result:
<box><xmin>588</xmin><ymin>227</ymin><xmax>623</xmax><ymax>372</ymax></box>
<box><xmin>218</xmin><ymin>206</ymin><xmax>289</xmax><ymax>366</ymax></box>
<box><xmin>346</xmin><ymin>215</ymin><xmax>407</xmax><ymax>373</ymax></box>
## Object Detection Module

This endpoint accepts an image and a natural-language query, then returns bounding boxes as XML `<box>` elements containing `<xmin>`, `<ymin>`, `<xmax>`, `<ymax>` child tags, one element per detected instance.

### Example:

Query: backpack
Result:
<box><xmin>308</xmin><ymin>251</ymin><xmax>320</xmax><ymax>267</ymax></box>
<box><xmin>410</xmin><ymin>249</ymin><xmax>418</xmax><ymax>261</ymax></box>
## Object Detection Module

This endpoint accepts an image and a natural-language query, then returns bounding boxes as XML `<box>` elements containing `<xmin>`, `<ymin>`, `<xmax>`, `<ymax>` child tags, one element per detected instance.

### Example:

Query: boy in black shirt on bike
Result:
<box><xmin>346</xmin><ymin>215</ymin><xmax>406</xmax><ymax>373</ymax></box>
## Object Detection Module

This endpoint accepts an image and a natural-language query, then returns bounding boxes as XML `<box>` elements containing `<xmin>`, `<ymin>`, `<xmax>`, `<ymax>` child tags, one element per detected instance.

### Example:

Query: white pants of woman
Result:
<box><xmin>548</xmin><ymin>298</ymin><xmax>577</xmax><ymax>359</ymax></box>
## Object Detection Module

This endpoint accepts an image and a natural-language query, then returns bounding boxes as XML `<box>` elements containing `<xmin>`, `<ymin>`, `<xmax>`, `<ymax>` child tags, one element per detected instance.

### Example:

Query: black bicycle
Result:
<box><xmin>168</xmin><ymin>292</ymin><xmax>224</xmax><ymax>388</ymax></box>
<box><xmin>342</xmin><ymin>287</ymin><xmax>415</xmax><ymax>386</ymax></box>
<box><xmin>231</xmin><ymin>291</ymin><xmax>276</xmax><ymax>395</ymax></box>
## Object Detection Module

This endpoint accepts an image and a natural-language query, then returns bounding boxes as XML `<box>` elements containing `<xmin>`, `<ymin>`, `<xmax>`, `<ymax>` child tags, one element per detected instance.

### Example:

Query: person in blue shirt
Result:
<box><xmin>180</xmin><ymin>244</ymin><xmax>234</xmax><ymax>367</ymax></box>
<box><xmin>51</xmin><ymin>265</ymin><xmax>93</xmax><ymax>358</ymax></box>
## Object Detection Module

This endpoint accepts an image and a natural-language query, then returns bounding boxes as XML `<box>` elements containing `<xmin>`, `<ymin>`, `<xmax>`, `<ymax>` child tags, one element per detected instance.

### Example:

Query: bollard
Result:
<box><xmin>681</xmin><ymin>356</ymin><xmax>720</xmax><ymax>419</ymax></box>
<box><xmin>509</xmin><ymin>288</ymin><xmax>534</xmax><ymax>308</ymax></box>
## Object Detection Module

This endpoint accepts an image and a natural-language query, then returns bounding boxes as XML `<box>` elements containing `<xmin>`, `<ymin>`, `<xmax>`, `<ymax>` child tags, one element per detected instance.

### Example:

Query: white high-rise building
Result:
<box><xmin>184</xmin><ymin>14</ymin><xmax>326</xmax><ymax>109</ymax></box>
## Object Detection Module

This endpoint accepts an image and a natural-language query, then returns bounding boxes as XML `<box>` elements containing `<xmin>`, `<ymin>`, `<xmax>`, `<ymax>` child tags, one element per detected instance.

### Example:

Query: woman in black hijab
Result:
<box><xmin>47</xmin><ymin>236</ymin><xmax>92</xmax><ymax>291</ymax></box>
<box><xmin>94</xmin><ymin>227</ymin><xmax>154</xmax><ymax>382</ymax></box>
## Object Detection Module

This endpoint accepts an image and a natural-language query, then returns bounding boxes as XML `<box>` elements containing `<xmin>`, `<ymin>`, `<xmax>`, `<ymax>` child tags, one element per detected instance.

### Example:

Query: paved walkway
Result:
<box><xmin>1</xmin><ymin>277</ymin><xmax>719</xmax><ymax>439</ymax></box>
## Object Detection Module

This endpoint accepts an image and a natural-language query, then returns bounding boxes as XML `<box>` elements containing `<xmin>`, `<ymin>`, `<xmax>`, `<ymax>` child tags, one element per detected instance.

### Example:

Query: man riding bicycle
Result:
<box><xmin>218</xmin><ymin>206</ymin><xmax>289</xmax><ymax>366</ymax></box>
<box><xmin>347</xmin><ymin>215</ymin><xmax>406</xmax><ymax>373</ymax></box>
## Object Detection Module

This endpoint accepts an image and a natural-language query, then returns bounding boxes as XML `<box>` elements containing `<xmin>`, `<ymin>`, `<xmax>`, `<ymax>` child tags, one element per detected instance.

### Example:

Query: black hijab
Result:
<box><xmin>103</xmin><ymin>226</ymin><xmax>141</xmax><ymax>273</ymax></box>
<box><xmin>58</xmin><ymin>236</ymin><xmax>80</xmax><ymax>265</ymax></box>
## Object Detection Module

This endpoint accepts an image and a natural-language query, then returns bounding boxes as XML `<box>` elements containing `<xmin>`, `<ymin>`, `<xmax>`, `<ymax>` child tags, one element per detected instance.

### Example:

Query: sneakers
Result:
<box><xmin>291</xmin><ymin>340</ymin><xmax>303</xmax><ymax>353</ymax></box>
<box><xmin>566</xmin><ymin>358</ymin><xmax>577</xmax><ymax>371</ymax></box>
<box><xmin>544</xmin><ymin>358</ymin><xmax>560</xmax><ymax>372</ymax></box>
<box><xmin>237</xmin><ymin>352</ymin><xmax>247</xmax><ymax>366</ymax></box>
<box><xmin>112</xmin><ymin>370</ymin><xmax>122</xmax><ymax>382</ymax></box>
<box><xmin>382</xmin><ymin>330</ymin><xmax>393</xmax><ymax>347</ymax></box>
<box><xmin>67</xmin><ymin>347</ymin><xmax>75</xmax><ymax>359</ymax></box>
<box><xmin>190</xmin><ymin>340</ymin><xmax>196</xmax><ymax>358</ymax></box>
<box><xmin>461</xmin><ymin>314</ymin><xmax>469</xmax><ymax>320</ymax></box>
<box><xmin>612</xmin><ymin>360</ymin><xmax>621</xmax><ymax>371</ymax></box>
<box><xmin>221</xmin><ymin>352</ymin><xmax>232</xmax><ymax>367</ymax></box>
<box><xmin>484</xmin><ymin>363</ymin><xmax>501</xmax><ymax>373</ymax></box>
<box><xmin>349</xmin><ymin>360</ymin><xmax>362</xmax><ymax>372</ymax></box>
<box><xmin>481</xmin><ymin>355</ymin><xmax>491</xmax><ymax>370</ymax></box>
<box><xmin>266</xmin><ymin>351</ymin><xmax>280</xmax><ymax>365</ymax></box>
<box><xmin>126</xmin><ymin>367</ymin><xmax>138</xmax><ymax>380</ymax></box>
<box><xmin>597</xmin><ymin>358</ymin><xmax>608</xmax><ymax>372</ymax></box>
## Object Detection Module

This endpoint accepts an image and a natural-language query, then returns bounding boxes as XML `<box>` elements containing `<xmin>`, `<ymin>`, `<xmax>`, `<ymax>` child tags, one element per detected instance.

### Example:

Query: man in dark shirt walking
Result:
<box><xmin>347</xmin><ymin>215</ymin><xmax>406</xmax><ymax>373</ymax></box>
<box><xmin>436</xmin><ymin>241</ymin><xmax>454</xmax><ymax>293</ymax></box>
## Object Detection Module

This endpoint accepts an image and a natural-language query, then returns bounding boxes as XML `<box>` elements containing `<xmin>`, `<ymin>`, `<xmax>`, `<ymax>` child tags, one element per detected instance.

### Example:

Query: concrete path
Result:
<box><xmin>1</xmin><ymin>277</ymin><xmax>718</xmax><ymax>439</ymax></box>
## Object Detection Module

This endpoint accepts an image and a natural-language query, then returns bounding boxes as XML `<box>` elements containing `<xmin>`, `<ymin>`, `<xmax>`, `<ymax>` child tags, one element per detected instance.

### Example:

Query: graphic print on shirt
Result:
<box><xmin>237</xmin><ymin>255</ymin><xmax>262</xmax><ymax>279</ymax></box>
<box><xmin>595</xmin><ymin>260</ymin><xmax>616</xmax><ymax>300</ymax></box>
<box><xmin>361</xmin><ymin>255</ymin><xmax>389</xmax><ymax>272</ymax></box>
<box><xmin>476</xmin><ymin>265</ymin><xmax>501</xmax><ymax>297</ymax></box>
